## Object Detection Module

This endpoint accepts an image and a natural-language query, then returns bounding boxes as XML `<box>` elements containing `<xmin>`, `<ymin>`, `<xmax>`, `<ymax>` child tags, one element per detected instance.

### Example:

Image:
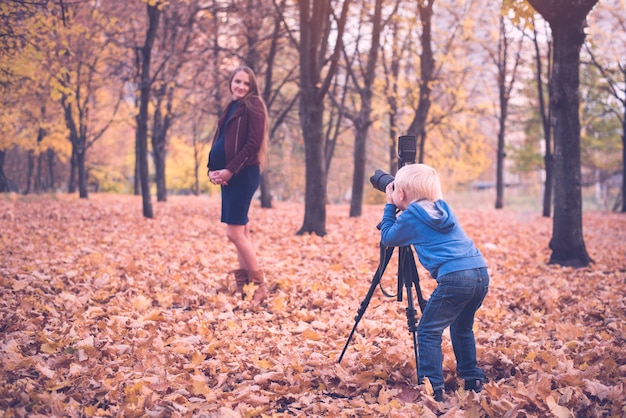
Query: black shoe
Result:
<box><xmin>434</xmin><ymin>389</ymin><xmax>444</xmax><ymax>402</ymax></box>
<box><xmin>464</xmin><ymin>379</ymin><xmax>484</xmax><ymax>393</ymax></box>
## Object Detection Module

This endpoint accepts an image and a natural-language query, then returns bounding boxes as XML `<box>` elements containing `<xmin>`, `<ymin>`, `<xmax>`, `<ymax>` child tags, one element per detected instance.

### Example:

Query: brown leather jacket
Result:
<box><xmin>208</xmin><ymin>96</ymin><xmax>266</xmax><ymax>176</ymax></box>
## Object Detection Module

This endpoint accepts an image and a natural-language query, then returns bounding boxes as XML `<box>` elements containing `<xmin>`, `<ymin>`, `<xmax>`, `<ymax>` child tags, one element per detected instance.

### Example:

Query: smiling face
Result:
<box><xmin>230</xmin><ymin>70</ymin><xmax>251</xmax><ymax>100</ymax></box>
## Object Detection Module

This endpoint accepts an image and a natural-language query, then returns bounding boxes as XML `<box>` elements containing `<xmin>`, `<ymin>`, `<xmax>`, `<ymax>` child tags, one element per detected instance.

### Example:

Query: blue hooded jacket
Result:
<box><xmin>380</xmin><ymin>200</ymin><xmax>487</xmax><ymax>279</ymax></box>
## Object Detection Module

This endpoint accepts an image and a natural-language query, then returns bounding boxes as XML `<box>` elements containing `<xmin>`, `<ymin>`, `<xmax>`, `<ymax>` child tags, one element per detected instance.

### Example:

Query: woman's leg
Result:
<box><xmin>226</xmin><ymin>224</ymin><xmax>258</xmax><ymax>271</ymax></box>
<box><xmin>226</xmin><ymin>223</ymin><xmax>267</xmax><ymax>302</ymax></box>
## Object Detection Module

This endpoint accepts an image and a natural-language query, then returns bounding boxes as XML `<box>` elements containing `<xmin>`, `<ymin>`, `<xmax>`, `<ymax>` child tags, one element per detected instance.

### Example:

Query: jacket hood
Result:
<box><xmin>405</xmin><ymin>199</ymin><xmax>456</xmax><ymax>233</ymax></box>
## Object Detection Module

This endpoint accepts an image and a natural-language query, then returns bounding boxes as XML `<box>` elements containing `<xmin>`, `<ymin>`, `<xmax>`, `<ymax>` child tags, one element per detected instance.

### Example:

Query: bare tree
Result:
<box><xmin>54</xmin><ymin>10</ymin><xmax>123</xmax><ymax>199</ymax></box>
<box><xmin>150</xmin><ymin>3</ymin><xmax>203</xmax><ymax>202</ymax></box>
<box><xmin>531</xmin><ymin>20</ymin><xmax>554</xmax><ymax>217</ymax></box>
<box><xmin>296</xmin><ymin>0</ymin><xmax>351</xmax><ymax>236</ymax></box>
<box><xmin>381</xmin><ymin>8</ymin><xmax>410</xmax><ymax>176</ymax></box>
<box><xmin>136</xmin><ymin>1</ymin><xmax>161</xmax><ymax>218</ymax></box>
<box><xmin>241</xmin><ymin>0</ymin><xmax>298</xmax><ymax>209</ymax></box>
<box><xmin>339</xmin><ymin>0</ymin><xmax>384</xmax><ymax>217</ymax></box>
<box><xmin>526</xmin><ymin>0</ymin><xmax>598</xmax><ymax>267</ymax></box>
<box><xmin>585</xmin><ymin>46</ymin><xmax>626</xmax><ymax>213</ymax></box>
<box><xmin>406</xmin><ymin>0</ymin><xmax>435</xmax><ymax>164</ymax></box>
<box><xmin>493</xmin><ymin>14</ymin><xmax>524</xmax><ymax>209</ymax></box>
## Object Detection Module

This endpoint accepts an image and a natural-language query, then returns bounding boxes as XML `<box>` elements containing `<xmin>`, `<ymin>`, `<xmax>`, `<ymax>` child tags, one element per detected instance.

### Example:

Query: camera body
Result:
<box><xmin>370</xmin><ymin>135</ymin><xmax>417</xmax><ymax>192</ymax></box>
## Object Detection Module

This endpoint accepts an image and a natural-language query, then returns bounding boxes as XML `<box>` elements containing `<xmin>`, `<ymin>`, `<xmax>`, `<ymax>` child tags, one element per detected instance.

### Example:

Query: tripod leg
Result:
<box><xmin>404</xmin><ymin>281</ymin><xmax>420</xmax><ymax>381</ymax></box>
<box><xmin>400</xmin><ymin>246</ymin><xmax>428</xmax><ymax>311</ymax></box>
<box><xmin>338</xmin><ymin>245</ymin><xmax>395</xmax><ymax>364</ymax></box>
<box><xmin>399</xmin><ymin>246</ymin><xmax>421</xmax><ymax>381</ymax></box>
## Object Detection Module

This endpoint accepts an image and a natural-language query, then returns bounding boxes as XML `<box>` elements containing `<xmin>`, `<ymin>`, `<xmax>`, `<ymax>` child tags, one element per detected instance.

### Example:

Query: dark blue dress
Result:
<box><xmin>208</xmin><ymin>102</ymin><xmax>260</xmax><ymax>226</ymax></box>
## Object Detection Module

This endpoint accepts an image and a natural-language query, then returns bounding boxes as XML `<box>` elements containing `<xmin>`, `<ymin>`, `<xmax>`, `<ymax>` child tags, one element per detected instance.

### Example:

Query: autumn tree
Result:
<box><xmin>585</xmin><ymin>1</ymin><xmax>626</xmax><ymax>213</ymax></box>
<box><xmin>532</xmin><ymin>20</ymin><xmax>554</xmax><ymax>217</ymax></box>
<box><xmin>235</xmin><ymin>0</ymin><xmax>300</xmax><ymax>209</ymax></box>
<box><xmin>406</xmin><ymin>0</ymin><xmax>434</xmax><ymax>164</ymax></box>
<box><xmin>149</xmin><ymin>2</ymin><xmax>208</xmax><ymax>203</ymax></box>
<box><xmin>404</xmin><ymin>0</ymin><xmax>495</xmax><ymax>187</ymax></box>
<box><xmin>1</xmin><ymin>1</ymin><xmax>75</xmax><ymax>195</ymax></box>
<box><xmin>0</xmin><ymin>1</ymin><xmax>21</xmax><ymax>193</ymax></box>
<box><xmin>492</xmin><ymin>13</ymin><xmax>524</xmax><ymax>209</ymax></box>
<box><xmin>338</xmin><ymin>0</ymin><xmax>384</xmax><ymax>217</ymax></box>
<box><xmin>380</xmin><ymin>2</ymin><xmax>413</xmax><ymax>177</ymax></box>
<box><xmin>42</xmin><ymin>2</ymin><xmax>124</xmax><ymax>199</ymax></box>
<box><xmin>578</xmin><ymin>63</ymin><xmax>623</xmax><ymax>210</ymax></box>
<box><xmin>504</xmin><ymin>1</ymin><xmax>554</xmax><ymax>216</ymax></box>
<box><xmin>526</xmin><ymin>0</ymin><xmax>597</xmax><ymax>267</ymax></box>
<box><xmin>296</xmin><ymin>0</ymin><xmax>351</xmax><ymax>235</ymax></box>
<box><xmin>135</xmin><ymin>1</ymin><xmax>161</xmax><ymax>218</ymax></box>
<box><xmin>381</xmin><ymin>19</ymin><xmax>401</xmax><ymax>176</ymax></box>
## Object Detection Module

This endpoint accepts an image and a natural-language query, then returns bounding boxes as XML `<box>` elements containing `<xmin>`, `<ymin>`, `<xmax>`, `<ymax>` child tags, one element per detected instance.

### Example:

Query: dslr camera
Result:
<box><xmin>370</xmin><ymin>135</ymin><xmax>417</xmax><ymax>192</ymax></box>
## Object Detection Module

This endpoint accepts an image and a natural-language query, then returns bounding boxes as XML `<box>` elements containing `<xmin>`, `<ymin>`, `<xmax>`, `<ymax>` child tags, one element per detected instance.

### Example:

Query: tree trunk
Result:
<box><xmin>259</xmin><ymin>172</ymin><xmax>272</xmax><ymax>207</ymax></box>
<box><xmin>533</xmin><ymin>25</ymin><xmax>554</xmax><ymax>218</ymax></box>
<box><xmin>34</xmin><ymin>127</ymin><xmax>45</xmax><ymax>193</ymax></box>
<box><xmin>407</xmin><ymin>0</ymin><xmax>434</xmax><ymax>164</ymax></box>
<box><xmin>527</xmin><ymin>0</ymin><xmax>597</xmax><ymax>267</ymax></box>
<box><xmin>298</xmin><ymin>94</ymin><xmax>328</xmax><ymax>236</ymax></box>
<box><xmin>0</xmin><ymin>151</ymin><xmax>8</xmax><ymax>193</ymax></box>
<box><xmin>348</xmin><ymin>0</ymin><xmax>382</xmax><ymax>218</ymax></box>
<box><xmin>495</xmin><ymin>124</ymin><xmax>506</xmax><ymax>209</ymax></box>
<box><xmin>152</xmin><ymin>87</ymin><xmax>171</xmax><ymax>203</ymax></box>
<box><xmin>622</xmin><ymin>104</ymin><xmax>626</xmax><ymax>213</ymax></box>
<box><xmin>47</xmin><ymin>149</ymin><xmax>55</xmax><ymax>192</ymax></box>
<box><xmin>495</xmin><ymin>15</ymin><xmax>507</xmax><ymax>209</ymax></box>
<box><xmin>296</xmin><ymin>0</ymin><xmax>350</xmax><ymax>236</ymax></box>
<box><xmin>154</xmin><ymin>146</ymin><xmax>166</xmax><ymax>202</ymax></box>
<box><xmin>25</xmin><ymin>150</ymin><xmax>34</xmax><ymax>194</ymax></box>
<box><xmin>69</xmin><ymin>147</ymin><xmax>77</xmax><ymax>194</ymax></box>
<box><xmin>192</xmin><ymin>124</ymin><xmax>201</xmax><ymax>196</ymax></box>
<box><xmin>35</xmin><ymin>152</ymin><xmax>44</xmax><ymax>192</ymax></box>
<box><xmin>350</xmin><ymin>124</ymin><xmax>367</xmax><ymax>217</ymax></box>
<box><xmin>136</xmin><ymin>2</ymin><xmax>160</xmax><ymax>218</ymax></box>
<box><xmin>382</xmin><ymin>17</ymin><xmax>404</xmax><ymax>175</ymax></box>
<box><xmin>258</xmin><ymin>0</ymin><xmax>289</xmax><ymax>210</ymax></box>
<box><xmin>495</xmin><ymin>16</ymin><xmax>524</xmax><ymax>209</ymax></box>
<box><xmin>77</xmin><ymin>148</ymin><xmax>88</xmax><ymax>198</ymax></box>
<box><xmin>152</xmin><ymin>106</ymin><xmax>166</xmax><ymax>202</ymax></box>
<box><xmin>61</xmin><ymin>90</ymin><xmax>88</xmax><ymax>198</ymax></box>
<box><xmin>134</xmin><ymin>140</ymin><xmax>140</xmax><ymax>195</ymax></box>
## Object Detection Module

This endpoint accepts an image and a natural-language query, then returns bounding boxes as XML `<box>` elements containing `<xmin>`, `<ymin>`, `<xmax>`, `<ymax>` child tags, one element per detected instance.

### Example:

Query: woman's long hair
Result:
<box><xmin>228</xmin><ymin>66</ymin><xmax>270</xmax><ymax>172</ymax></box>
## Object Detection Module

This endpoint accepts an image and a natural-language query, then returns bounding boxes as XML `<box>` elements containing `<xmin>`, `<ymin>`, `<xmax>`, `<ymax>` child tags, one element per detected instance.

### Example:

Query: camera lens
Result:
<box><xmin>370</xmin><ymin>169</ymin><xmax>394</xmax><ymax>192</ymax></box>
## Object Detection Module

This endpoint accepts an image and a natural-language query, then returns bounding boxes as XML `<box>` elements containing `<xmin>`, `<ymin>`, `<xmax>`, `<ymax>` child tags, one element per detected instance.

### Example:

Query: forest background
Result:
<box><xmin>1</xmin><ymin>0</ymin><xmax>624</xmax><ymax>216</ymax></box>
<box><xmin>1</xmin><ymin>0</ymin><xmax>626</xmax><ymax>416</ymax></box>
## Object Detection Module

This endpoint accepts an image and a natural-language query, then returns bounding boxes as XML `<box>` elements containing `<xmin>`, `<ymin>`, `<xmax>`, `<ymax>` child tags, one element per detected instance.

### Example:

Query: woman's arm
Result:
<box><xmin>226</xmin><ymin>97</ymin><xmax>266</xmax><ymax>175</ymax></box>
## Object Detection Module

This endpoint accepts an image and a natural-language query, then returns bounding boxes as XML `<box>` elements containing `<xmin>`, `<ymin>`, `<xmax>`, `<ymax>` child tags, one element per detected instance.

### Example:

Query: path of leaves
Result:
<box><xmin>1</xmin><ymin>194</ymin><xmax>624</xmax><ymax>417</ymax></box>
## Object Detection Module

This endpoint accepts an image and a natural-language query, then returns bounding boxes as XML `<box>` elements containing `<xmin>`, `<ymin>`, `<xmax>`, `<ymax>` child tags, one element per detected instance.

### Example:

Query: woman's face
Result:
<box><xmin>231</xmin><ymin>71</ymin><xmax>251</xmax><ymax>100</ymax></box>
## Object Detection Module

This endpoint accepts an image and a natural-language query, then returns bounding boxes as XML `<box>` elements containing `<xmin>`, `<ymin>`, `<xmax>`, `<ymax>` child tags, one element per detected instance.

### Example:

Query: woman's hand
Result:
<box><xmin>209</xmin><ymin>169</ymin><xmax>233</xmax><ymax>186</ymax></box>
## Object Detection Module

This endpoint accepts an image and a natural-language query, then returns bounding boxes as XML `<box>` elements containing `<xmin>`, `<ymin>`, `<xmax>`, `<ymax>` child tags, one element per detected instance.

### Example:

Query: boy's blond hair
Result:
<box><xmin>394</xmin><ymin>163</ymin><xmax>443</xmax><ymax>202</ymax></box>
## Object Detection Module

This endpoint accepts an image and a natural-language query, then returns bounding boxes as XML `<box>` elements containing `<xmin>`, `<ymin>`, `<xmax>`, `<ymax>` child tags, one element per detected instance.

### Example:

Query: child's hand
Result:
<box><xmin>385</xmin><ymin>182</ymin><xmax>394</xmax><ymax>204</ymax></box>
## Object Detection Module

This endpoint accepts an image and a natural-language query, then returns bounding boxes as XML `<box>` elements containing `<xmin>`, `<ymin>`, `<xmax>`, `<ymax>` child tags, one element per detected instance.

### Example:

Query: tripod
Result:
<box><xmin>338</xmin><ymin>242</ymin><xmax>428</xmax><ymax>381</ymax></box>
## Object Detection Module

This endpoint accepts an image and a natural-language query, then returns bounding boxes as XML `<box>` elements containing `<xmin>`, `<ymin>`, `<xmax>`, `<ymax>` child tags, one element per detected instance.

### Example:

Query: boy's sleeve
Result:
<box><xmin>380</xmin><ymin>204</ymin><xmax>415</xmax><ymax>248</ymax></box>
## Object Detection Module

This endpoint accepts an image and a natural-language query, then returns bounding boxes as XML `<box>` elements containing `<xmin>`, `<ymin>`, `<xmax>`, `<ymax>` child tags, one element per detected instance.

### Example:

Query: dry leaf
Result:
<box><xmin>1</xmin><ymin>195</ymin><xmax>624</xmax><ymax>416</ymax></box>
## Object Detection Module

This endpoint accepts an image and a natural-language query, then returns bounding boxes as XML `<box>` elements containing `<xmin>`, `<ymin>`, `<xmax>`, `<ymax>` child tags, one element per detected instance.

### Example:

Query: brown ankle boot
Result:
<box><xmin>247</xmin><ymin>270</ymin><xmax>268</xmax><ymax>302</ymax></box>
<box><xmin>232</xmin><ymin>269</ymin><xmax>248</xmax><ymax>300</ymax></box>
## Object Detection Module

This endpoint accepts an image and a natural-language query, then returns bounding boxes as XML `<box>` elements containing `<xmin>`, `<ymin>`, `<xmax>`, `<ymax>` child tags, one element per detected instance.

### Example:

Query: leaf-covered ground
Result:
<box><xmin>1</xmin><ymin>194</ymin><xmax>624</xmax><ymax>417</ymax></box>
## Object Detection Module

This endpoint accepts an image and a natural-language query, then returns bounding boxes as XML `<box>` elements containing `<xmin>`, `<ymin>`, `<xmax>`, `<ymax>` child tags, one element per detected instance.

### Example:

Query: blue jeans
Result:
<box><xmin>417</xmin><ymin>267</ymin><xmax>489</xmax><ymax>390</ymax></box>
